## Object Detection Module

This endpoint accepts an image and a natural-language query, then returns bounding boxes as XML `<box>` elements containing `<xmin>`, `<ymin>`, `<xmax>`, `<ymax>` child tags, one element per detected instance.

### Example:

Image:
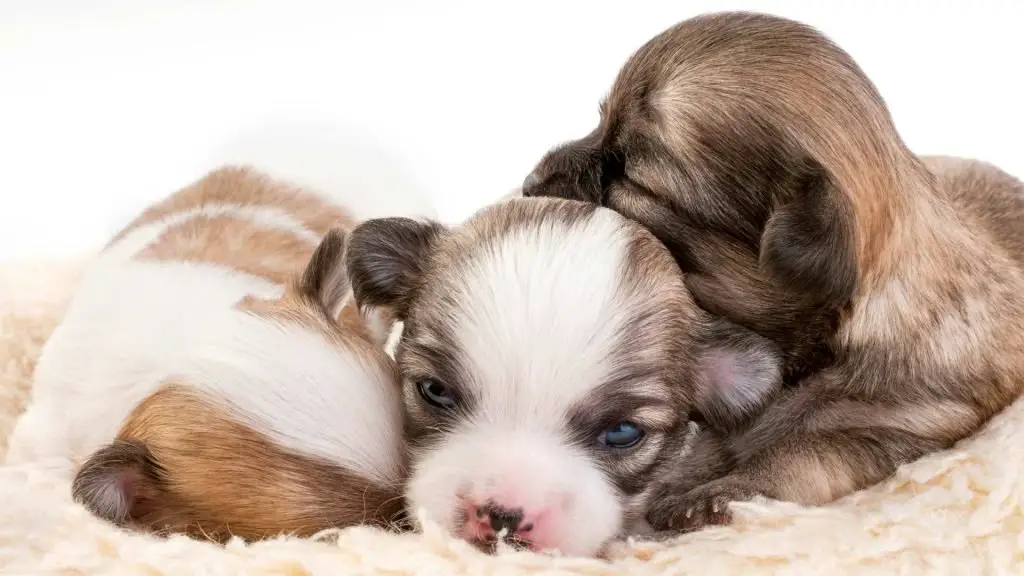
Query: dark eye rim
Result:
<box><xmin>415</xmin><ymin>378</ymin><xmax>458</xmax><ymax>410</ymax></box>
<box><xmin>597</xmin><ymin>421</ymin><xmax>647</xmax><ymax>450</ymax></box>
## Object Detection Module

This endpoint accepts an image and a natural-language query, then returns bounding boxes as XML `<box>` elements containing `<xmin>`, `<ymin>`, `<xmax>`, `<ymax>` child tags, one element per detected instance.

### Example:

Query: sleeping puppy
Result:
<box><xmin>521</xmin><ymin>11</ymin><xmax>1024</xmax><ymax>531</ymax></box>
<box><xmin>344</xmin><ymin>196</ymin><xmax>785</xmax><ymax>556</ymax></box>
<box><xmin>4</xmin><ymin>166</ymin><xmax>411</xmax><ymax>542</ymax></box>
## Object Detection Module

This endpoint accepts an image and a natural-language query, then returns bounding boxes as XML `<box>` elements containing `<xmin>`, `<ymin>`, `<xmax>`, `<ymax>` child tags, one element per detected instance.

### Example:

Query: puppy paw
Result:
<box><xmin>646</xmin><ymin>475</ymin><xmax>762</xmax><ymax>532</ymax></box>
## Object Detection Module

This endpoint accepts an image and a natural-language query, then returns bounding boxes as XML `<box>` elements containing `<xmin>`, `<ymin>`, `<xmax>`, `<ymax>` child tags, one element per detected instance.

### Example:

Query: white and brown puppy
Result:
<box><xmin>344</xmin><ymin>197</ymin><xmax>785</xmax><ymax>556</ymax></box>
<box><xmin>4</xmin><ymin>166</ymin><xmax>413</xmax><ymax>542</ymax></box>
<box><xmin>521</xmin><ymin>11</ymin><xmax>1024</xmax><ymax>531</ymax></box>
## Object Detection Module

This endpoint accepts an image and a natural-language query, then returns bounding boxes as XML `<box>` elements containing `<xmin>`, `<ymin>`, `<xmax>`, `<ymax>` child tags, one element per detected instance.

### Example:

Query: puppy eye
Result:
<box><xmin>598</xmin><ymin>421</ymin><xmax>645</xmax><ymax>449</ymax></box>
<box><xmin>416</xmin><ymin>378</ymin><xmax>457</xmax><ymax>410</ymax></box>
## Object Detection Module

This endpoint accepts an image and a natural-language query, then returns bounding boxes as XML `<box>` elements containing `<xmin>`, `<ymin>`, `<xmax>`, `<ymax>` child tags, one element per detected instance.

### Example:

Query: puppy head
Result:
<box><xmin>520</xmin><ymin>12</ymin><xmax>913</xmax><ymax>361</ymax></box>
<box><xmin>346</xmin><ymin>197</ymin><xmax>782</xmax><ymax>556</ymax></box>
<box><xmin>72</xmin><ymin>230</ymin><xmax>408</xmax><ymax>541</ymax></box>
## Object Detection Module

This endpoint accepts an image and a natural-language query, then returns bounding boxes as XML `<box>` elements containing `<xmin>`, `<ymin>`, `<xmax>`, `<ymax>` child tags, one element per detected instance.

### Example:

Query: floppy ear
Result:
<box><xmin>693</xmin><ymin>320</ymin><xmax>784</xmax><ymax>431</ymax></box>
<box><xmin>72</xmin><ymin>439</ymin><xmax>169</xmax><ymax>527</ymax></box>
<box><xmin>345</xmin><ymin>217</ymin><xmax>446</xmax><ymax>319</ymax></box>
<box><xmin>759</xmin><ymin>158</ymin><xmax>858</xmax><ymax>310</ymax></box>
<box><xmin>299</xmin><ymin>227</ymin><xmax>351</xmax><ymax>320</ymax></box>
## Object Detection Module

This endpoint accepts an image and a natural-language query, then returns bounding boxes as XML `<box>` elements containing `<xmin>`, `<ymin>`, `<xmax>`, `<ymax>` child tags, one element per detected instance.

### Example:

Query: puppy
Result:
<box><xmin>344</xmin><ymin>196</ymin><xmax>785</xmax><ymax>556</ymax></box>
<box><xmin>4</xmin><ymin>166</ymin><xmax>410</xmax><ymax>542</ymax></box>
<box><xmin>521</xmin><ymin>11</ymin><xmax>1024</xmax><ymax>531</ymax></box>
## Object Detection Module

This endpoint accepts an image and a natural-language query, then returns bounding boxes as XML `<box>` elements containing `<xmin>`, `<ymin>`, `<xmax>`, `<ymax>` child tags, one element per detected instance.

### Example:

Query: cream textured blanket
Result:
<box><xmin>1</xmin><ymin>257</ymin><xmax>1021</xmax><ymax>575</ymax></box>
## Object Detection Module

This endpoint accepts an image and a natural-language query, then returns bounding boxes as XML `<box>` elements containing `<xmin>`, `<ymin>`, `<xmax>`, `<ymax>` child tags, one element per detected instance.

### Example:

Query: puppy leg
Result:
<box><xmin>642</xmin><ymin>427</ymin><xmax>736</xmax><ymax>533</ymax></box>
<box><xmin>646</xmin><ymin>384</ymin><xmax>982</xmax><ymax>531</ymax></box>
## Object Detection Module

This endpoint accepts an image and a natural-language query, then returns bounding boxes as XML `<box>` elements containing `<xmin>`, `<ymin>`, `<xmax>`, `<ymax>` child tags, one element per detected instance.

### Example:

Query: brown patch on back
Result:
<box><xmin>114</xmin><ymin>384</ymin><xmax>404</xmax><ymax>542</ymax></box>
<box><xmin>136</xmin><ymin>215</ymin><xmax>315</xmax><ymax>286</ymax></box>
<box><xmin>108</xmin><ymin>166</ymin><xmax>358</xmax><ymax>286</ymax></box>
<box><xmin>110</xmin><ymin>166</ymin><xmax>356</xmax><ymax>245</ymax></box>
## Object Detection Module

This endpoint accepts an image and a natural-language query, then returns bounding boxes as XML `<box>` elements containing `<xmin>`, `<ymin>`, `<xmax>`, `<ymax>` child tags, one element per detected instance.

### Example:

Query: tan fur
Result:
<box><xmin>71</xmin><ymin>166</ymin><xmax>406</xmax><ymax>542</ymax></box>
<box><xmin>111</xmin><ymin>166</ymin><xmax>355</xmax><ymax>248</ymax></box>
<box><xmin>521</xmin><ymin>11</ymin><xmax>1024</xmax><ymax>532</ymax></box>
<box><xmin>122</xmin><ymin>165</ymin><xmax>385</xmax><ymax>358</ymax></box>
<box><xmin>617</xmin><ymin>21</ymin><xmax>905</xmax><ymax>277</ymax></box>
<box><xmin>110</xmin><ymin>384</ymin><xmax>402</xmax><ymax>542</ymax></box>
<box><xmin>777</xmin><ymin>450</ymin><xmax>856</xmax><ymax>504</ymax></box>
<box><xmin>123</xmin><ymin>165</ymin><xmax>386</xmax><ymax>360</ymax></box>
<box><xmin>115</xmin><ymin>167</ymin><xmax>354</xmax><ymax>284</ymax></box>
<box><xmin>137</xmin><ymin>215</ymin><xmax>313</xmax><ymax>285</ymax></box>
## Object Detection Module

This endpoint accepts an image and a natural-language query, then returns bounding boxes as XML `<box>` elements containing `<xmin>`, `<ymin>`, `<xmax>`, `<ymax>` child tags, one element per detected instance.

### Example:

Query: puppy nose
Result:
<box><xmin>487</xmin><ymin>505</ymin><xmax>523</xmax><ymax>534</ymax></box>
<box><xmin>521</xmin><ymin>171</ymin><xmax>540</xmax><ymax>195</ymax></box>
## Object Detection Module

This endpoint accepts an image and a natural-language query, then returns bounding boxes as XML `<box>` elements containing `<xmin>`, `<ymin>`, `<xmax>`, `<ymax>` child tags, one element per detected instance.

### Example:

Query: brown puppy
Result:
<box><xmin>521</xmin><ymin>11</ymin><xmax>1024</xmax><ymax>531</ymax></box>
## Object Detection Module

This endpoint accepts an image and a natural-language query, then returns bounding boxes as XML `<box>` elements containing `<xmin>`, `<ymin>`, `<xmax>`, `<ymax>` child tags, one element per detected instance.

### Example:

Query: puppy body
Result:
<box><xmin>345</xmin><ymin>197</ymin><xmax>785</xmax><ymax>556</ymax></box>
<box><xmin>523</xmin><ymin>12</ymin><xmax>1024</xmax><ymax>530</ymax></box>
<box><xmin>5</xmin><ymin>166</ymin><xmax>411</xmax><ymax>541</ymax></box>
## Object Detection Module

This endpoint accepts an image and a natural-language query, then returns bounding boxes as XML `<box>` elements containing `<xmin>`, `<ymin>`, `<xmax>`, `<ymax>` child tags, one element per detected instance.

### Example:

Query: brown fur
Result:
<box><xmin>522</xmin><ymin>11</ymin><xmax>1024</xmax><ymax>531</ymax></box>
<box><xmin>72</xmin><ymin>167</ymin><xmax>406</xmax><ymax>541</ymax></box>
<box><xmin>110</xmin><ymin>166</ymin><xmax>356</xmax><ymax>248</ymax></box>
<box><xmin>138</xmin><ymin>215</ymin><xmax>314</xmax><ymax>286</ymax></box>
<box><xmin>121</xmin><ymin>166</ymin><xmax>355</xmax><ymax>287</ymax></box>
<box><xmin>72</xmin><ymin>384</ymin><xmax>404</xmax><ymax>542</ymax></box>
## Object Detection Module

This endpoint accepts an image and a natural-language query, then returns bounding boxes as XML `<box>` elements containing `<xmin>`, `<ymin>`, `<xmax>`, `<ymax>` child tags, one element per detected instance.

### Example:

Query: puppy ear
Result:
<box><xmin>345</xmin><ymin>217</ymin><xmax>446</xmax><ymax>318</ymax></box>
<box><xmin>694</xmin><ymin>320</ymin><xmax>784</xmax><ymax>431</ymax></box>
<box><xmin>72</xmin><ymin>439</ymin><xmax>168</xmax><ymax>527</ymax></box>
<box><xmin>299</xmin><ymin>227</ymin><xmax>351</xmax><ymax>320</ymax></box>
<box><xmin>759</xmin><ymin>159</ymin><xmax>858</xmax><ymax>309</ymax></box>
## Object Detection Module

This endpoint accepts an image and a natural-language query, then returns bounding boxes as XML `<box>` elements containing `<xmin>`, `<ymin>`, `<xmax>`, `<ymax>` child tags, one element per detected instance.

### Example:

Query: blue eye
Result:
<box><xmin>416</xmin><ymin>379</ymin><xmax>457</xmax><ymax>410</ymax></box>
<box><xmin>599</xmin><ymin>422</ymin><xmax>645</xmax><ymax>449</ymax></box>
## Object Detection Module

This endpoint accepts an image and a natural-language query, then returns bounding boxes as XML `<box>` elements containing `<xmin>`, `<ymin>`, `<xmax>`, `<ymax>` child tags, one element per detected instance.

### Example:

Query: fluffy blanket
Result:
<box><xmin>1</xmin><ymin>257</ymin><xmax>1022</xmax><ymax>575</ymax></box>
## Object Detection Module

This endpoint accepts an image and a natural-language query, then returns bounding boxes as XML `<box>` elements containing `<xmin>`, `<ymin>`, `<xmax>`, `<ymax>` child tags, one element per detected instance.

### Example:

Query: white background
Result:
<box><xmin>1</xmin><ymin>0</ymin><xmax>1021</xmax><ymax>260</ymax></box>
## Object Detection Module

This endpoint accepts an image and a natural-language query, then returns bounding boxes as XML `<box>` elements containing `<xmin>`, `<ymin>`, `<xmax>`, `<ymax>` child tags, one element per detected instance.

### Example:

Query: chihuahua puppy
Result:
<box><xmin>344</xmin><ymin>196</ymin><xmax>785</xmax><ymax>556</ymax></box>
<box><xmin>4</xmin><ymin>166</ymin><xmax>412</xmax><ymax>542</ymax></box>
<box><xmin>522</xmin><ymin>11</ymin><xmax>1024</xmax><ymax>531</ymax></box>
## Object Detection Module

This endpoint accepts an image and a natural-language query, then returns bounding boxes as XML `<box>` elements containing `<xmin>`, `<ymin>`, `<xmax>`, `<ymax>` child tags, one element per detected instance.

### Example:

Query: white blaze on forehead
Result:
<box><xmin>452</xmin><ymin>209</ymin><xmax>634</xmax><ymax>424</ymax></box>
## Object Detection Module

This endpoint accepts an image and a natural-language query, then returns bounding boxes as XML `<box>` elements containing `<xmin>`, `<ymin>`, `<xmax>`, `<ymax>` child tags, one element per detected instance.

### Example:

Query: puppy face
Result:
<box><xmin>346</xmin><ymin>197</ymin><xmax>782</xmax><ymax>556</ymax></box>
<box><xmin>72</xmin><ymin>231</ymin><xmax>408</xmax><ymax>541</ymax></box>
<box><xmin>520</xmin><ymin>12</ymin><xmax>886</xmax><ymax>381</ymax></box>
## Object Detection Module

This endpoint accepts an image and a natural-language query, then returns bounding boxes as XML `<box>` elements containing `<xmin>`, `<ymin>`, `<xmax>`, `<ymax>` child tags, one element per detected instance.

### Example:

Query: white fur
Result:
<box><xmin>3</xmin><ymin>256</ymin><xmax>1024</xmax><ymax>576</ymax></box>
<box><xmin>406</xmin><ymin>209</ymin><xmax>635</xmax><ymax>556</ymax></box>
<box><xmin>5</xmin><ymin>194</ymin><xmax>406</xmax><ymax>488</ymax></box>
<box><xmin>7</xmin><ymin>257</ymin><xmax>404</xmax><ymax>483</ymax></box>
<box><xmin>408</xmin><ymin>427</ymin><xmax>621</xmax><ymax>557</ymax></box>
<box><xmin>454</xmin><ymin>210</ymin><xmax>633</xmax><ymax>420</ymax></box>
